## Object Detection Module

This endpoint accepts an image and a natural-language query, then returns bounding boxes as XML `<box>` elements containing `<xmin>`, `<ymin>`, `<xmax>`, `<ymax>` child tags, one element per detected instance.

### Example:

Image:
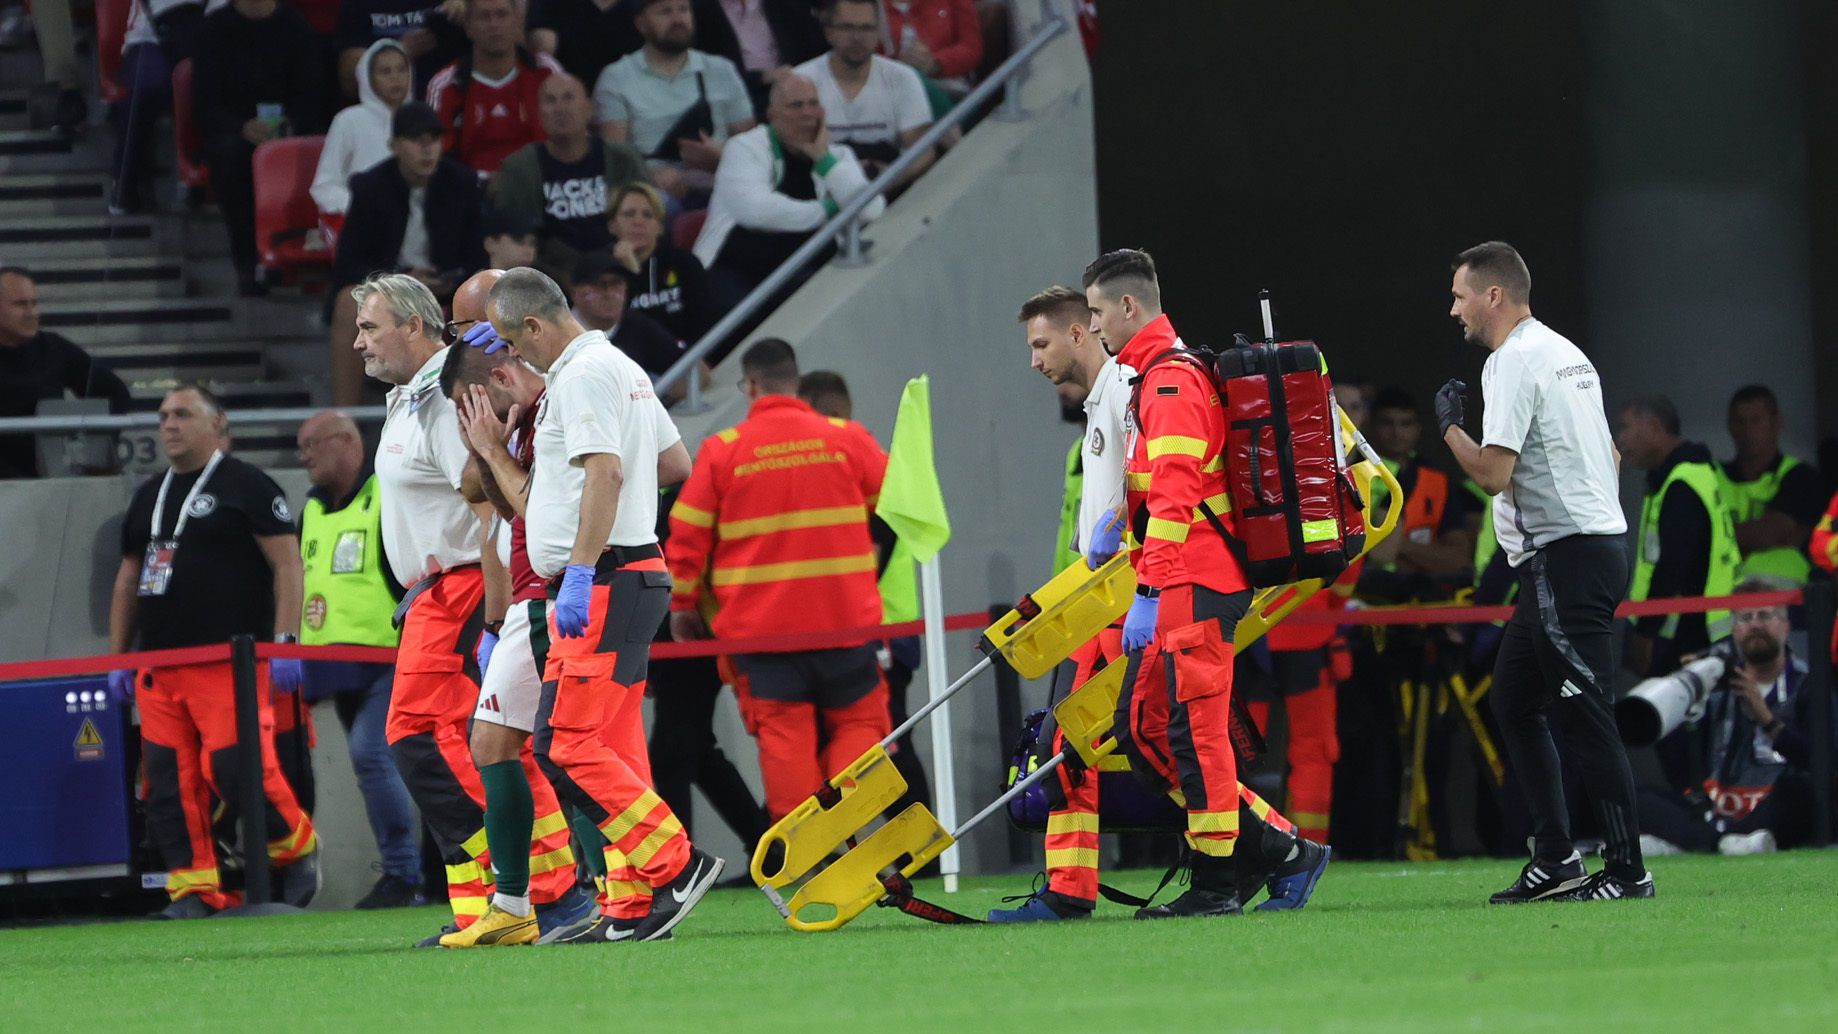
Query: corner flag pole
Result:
<box><xmin>919</xmin><ymin>556</ymin><xmax>960</xmax><ymax>892</ymax></box>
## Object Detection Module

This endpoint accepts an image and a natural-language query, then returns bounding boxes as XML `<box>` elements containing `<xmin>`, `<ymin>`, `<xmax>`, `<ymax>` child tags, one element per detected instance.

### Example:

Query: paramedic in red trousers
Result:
<box><xmin>1082</xmin><ymin>249</ymin><xmax>1329</xmax><ymax>918</ymax></box>
<box><xmin>1437</xmin><ymin>241</ymin><xmax>1651</xmax><ymax>902</ymax></box>
<box><xmin>359</xmin><ymin>272</ymin><xmax>590</xmax><ymax>946</ymax></box>
<box><xmin>665</xmin><ymin>338</ymin><xmax>894</xmax><ymax>823</ymax></box>
<box><xmin>486</xmin><ymin>267</ymin><xmax>725</xmax><ymax>943</ymax></box>
<box><xmin>109</xmin><ymin>385</ymin><xmax>320</xmax><ymax>918</ymax></box>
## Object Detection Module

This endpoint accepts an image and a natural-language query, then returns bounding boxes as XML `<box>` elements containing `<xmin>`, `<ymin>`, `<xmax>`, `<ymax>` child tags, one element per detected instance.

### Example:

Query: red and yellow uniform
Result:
<box><xmin>1042</xmin><ymin>627</ymin><xmax>1122</xmax><ymax>908</ymax></box>
<box><xmin>1256</xmin><ymin>570</ymin><xmax>1354</xmax><ymax>843</ymax></box>
<box><xmin>667</xmin><ymin>395</ymin><xmax>892</xmax><ymax>819</ymax></box>
<box><xmin>1115</xmin><ymin>313</ymin><xmax>1257</xmax><ymax>861</ymax></box>
<box><xmin>1810</xmin><ymin>491</ymin><xmax>1838</xmax><ymax>660</ymax></box>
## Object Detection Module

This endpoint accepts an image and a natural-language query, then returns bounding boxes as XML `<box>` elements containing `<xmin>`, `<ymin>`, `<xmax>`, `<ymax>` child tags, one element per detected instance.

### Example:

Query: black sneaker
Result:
<box><xmin>414</xmin><ymin>923</ymin><xmax>459</xmax><ymax>948</ymax></box>
<box><xmin>1559</xmin><ymin>870</ymin><xmax>1655</xmax><ymax>902</ymax></box>
<box><xmin>1489</xmin><ymin>853</ymin><xmax>1588</xmax><ymax>904</ymax></box>
<box><xmin>1135</xmin><ymin>887</ymin><xmax>1243</xmax><ymax>919</ymax></box>
<box><xmin>154</xmin><ymin>895</ymin><xmax>219</xmax><ymax>920</ymax></box>
<box><xmin>633</xmin><ymin>848</ymin><xmax>725</xmax><ymax>942</ymax></box>
<box><xmin>538</xmin><ymin>914</ymin><xmax>672</xmax><ymax>945</ymax></box>
<box><xmin>355</xmin><ymin>872</ymin><xmax>427</xmax><ymax>910</ymax></box>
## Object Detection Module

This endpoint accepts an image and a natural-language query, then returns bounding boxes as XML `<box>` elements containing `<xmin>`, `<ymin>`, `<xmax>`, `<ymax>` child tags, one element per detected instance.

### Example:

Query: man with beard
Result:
<box><xmin>1638</xmin><ymin>580</ymin><xmax>1837</xmax><ymax>854</ymax></box>
<box><xmin>1437</xmin><ymin>240</ymin><xmax>1650</xmax><ymax>902</ymax></box>
<box><xmin>794</xmin><ymin>0</ymin><xmax>934</xmax><ymax>189</ymax></box>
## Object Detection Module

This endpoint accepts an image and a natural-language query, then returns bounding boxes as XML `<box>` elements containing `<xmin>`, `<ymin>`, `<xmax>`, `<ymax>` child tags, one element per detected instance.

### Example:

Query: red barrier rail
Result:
<box><xmin>0</xmin><ymin>590</ymin><xmax>1806</xmax><ymax>683</ymax></box>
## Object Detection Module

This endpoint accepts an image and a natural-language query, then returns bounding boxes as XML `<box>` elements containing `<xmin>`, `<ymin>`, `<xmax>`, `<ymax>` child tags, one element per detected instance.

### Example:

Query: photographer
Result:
<box><xmin>1639</xmin><ymin>580</ymin><xmax>1838</xmax><ymax>854</ymax></box>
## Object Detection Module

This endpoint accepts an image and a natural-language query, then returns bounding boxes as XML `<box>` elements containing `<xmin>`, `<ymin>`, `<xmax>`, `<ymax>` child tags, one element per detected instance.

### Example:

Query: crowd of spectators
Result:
<box><xmin>84</xmin><ymin>0</ymin><xmax>1010</xmax><ymax>404</ymax></box>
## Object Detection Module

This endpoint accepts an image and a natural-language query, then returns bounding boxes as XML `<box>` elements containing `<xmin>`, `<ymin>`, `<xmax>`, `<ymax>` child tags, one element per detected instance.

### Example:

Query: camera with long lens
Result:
<box><xmin>1615</xmin><ymin>654</ymin><xmax>1728</xmax><ymax>747</ymax></box>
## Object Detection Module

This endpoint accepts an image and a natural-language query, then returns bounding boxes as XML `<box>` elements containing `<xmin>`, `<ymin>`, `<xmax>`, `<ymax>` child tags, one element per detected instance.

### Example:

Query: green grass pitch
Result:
<box><xmin>4</xmin><ymin>854</ymin><xmax>1836</xmax><ymax>1032</ymax></box>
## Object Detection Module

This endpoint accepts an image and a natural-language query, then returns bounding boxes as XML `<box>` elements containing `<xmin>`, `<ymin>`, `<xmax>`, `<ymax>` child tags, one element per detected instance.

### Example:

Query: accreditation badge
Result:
<box><xmin>332</xmin><ymin>529</ymin><xmax>367</xmax><ymax>574</ymax></box>
<box><xmin>139</xmin><ymin>540</ymin><xmax>178</xmax><ymax>597</ymax></box>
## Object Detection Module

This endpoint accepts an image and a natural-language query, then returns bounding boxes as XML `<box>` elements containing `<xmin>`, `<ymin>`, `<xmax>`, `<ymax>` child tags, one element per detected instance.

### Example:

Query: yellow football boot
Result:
<box><xmin>438</xmin><ymin>904</ymin><xmax>539</xmax><ymax>948</ymax></box>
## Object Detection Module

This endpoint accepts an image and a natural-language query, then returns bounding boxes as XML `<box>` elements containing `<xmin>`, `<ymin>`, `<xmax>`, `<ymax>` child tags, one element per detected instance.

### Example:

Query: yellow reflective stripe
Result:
<box><xmin>1191</xmin><ymin>492</ymin><xmax>1232</xmax><ymax>521</ymax></box>
<box><xmin>267</xmin><ymin>817</ymin><xmax>316</xmax><ymax>858</ymax></box>
<box><xmin>717</xmin><ymin>505</ymin><xmax>867</xmax><ymax>539</ymax></box>
<box><xmin>1126</xmin><ymin>471</ymin><xmax>1152</xmax><ymax>492</ymax></box>
<box><xmin>672</xmin><ymin>502</ymin><xmax>715</xmax><ymax>528</ymax></box>
<box><xmin>446</xmin><ymin>859</ymin><xmax>485</xmax><ymax>884</ymax></box>
<box><xmin>531</xmin><ymin>810</ymin><xmax>571</xmax><ymax>840</ymax></box>
<box><xmin>1146</xmin><ymin>435</ymin><xmax>1208</xmax><ymax>459</ymax></box>
<box><xmin>1045</xmin><ymin>847</ymin><xmax>1101</xmax><ymax>870</ymax></box>
<box><xmin>1045</xmin><ymin>813</ymin><xmax>1099</xmax><ymax>836</ymax></box>
<box><xmin>1826</xmin><ymin>535</ymin><xmax>1838</xmax><ymax>567</ymax></box>
<box><xmin>604</xmin><ymin>879</ymin><xmax>650</xmax><ymax>900</ymax></box>
<box><xmin>1291</xmin><ymin>810</ymin><xmax>1331</xmax><ymax>829</ymax></box>
<box><xmin>1166</xmin><ymin>788</ymin><xmax>1187</xmax><ymax>808</ymax></box>
<box><xmin>460</xmin><ymin>827</ymin><xmax>491</xmax><ymax>859</ymax></box>
<box><xmin>714</xmin><ymin>427</ymin><xmax>740</xmax><ymax>443</ymax></box>
<box><xmin>709</xmin><ymin>552</ymin><xmax>876</xmax><ymax>587</ymax></box>
<box><xmin>1184</xmin><ymin>834</ymin><xmax>1237</xmax><ymax>857</ymax></box>
<box><xmin>451</xmin><ymin>895</ymin><xmax>490</xmax><ymax>917</ymax></box>
<box><xmin>1241</xmin><ymin>791</ymin><xmax>1275</xmax><ymax>820</ymax></box>
<box><xmin>166</xmin><ymin>867</ymin><xmax>221</xmax><ymax>891</ymax></box>
<box><xmin>626</xmin><ymin>814</ymin><xmax>686</xmax><ymax>867</ymax></box>
<box><xmin>527</xmin><ymin>845</ymin><xmax>575</xmax><ymax>875</ymax></box>
<box><xmin>601</xmin><ymin>790</ymin><xmax>666</xmax><ymax>844</ymax></box>
<box><xmin>1200</xmin><ymin>454</ymin><xmax>1224</xmax><ymax>474</ymax></box>
<box><xmin>1187</xmin><ymin>810</ymin><xmax>1242</xmax><ymax>834</ymax></box>
<box><xmin>1301</xmin><ymin>519</ymin><xmax>1338</xmax><ymax>543</ymax></box>
<box><xmin>1146</xmin><ymin>517</ymin><xmax>1190</xmax><ymax>543</ymax></box>
<box><xmin>827</xmin><ymin>417</ymin><xmax>849</xmax><ymax>428</ymax></box>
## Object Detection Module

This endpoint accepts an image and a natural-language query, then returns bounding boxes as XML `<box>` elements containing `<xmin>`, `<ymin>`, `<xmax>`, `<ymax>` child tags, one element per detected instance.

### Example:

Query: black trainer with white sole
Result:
<box><xmin>1560</xmin><ymin>870</ymin><xmax>1655</xmax><ymax>902</ymax></box>
<box><xmin>1488</xmin><ymin>853</ymin><xmax>1588</xmax><ymax>904</ymax></box>
<box><xmin>633</xmin><ymin>848</ymin><xmax>725</xmax><ymax>941</ymax></box>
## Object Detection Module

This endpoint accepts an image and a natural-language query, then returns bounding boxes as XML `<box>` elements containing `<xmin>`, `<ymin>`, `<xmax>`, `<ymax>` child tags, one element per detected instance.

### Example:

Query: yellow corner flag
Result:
<box><xmin>876</xmin><ymin>375</ymin><xmax>952</xmax><ymax>563</ymax></box>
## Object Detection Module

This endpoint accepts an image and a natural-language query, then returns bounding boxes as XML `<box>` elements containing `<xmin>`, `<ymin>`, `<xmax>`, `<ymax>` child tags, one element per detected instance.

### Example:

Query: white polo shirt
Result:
<box><xmin>525</xmin><ymin>330</ymin><xmax>682</xmax><ymax>579</ymax></box>
<box><xmin>375</xmin><ymin>347</ymin><xmax>480</xmax><ymax>587</ymax></box>
<box><xmin>1077</xmin><ymin>355</ymin><xmax>1136</xmax><ymax>552</ymax></box>
<box><xmin>792</xmin><ymin>53</ymin><xmax>932</xmax><ymax>151</ymax></box>
<box><xmin>1480</xmin><ymin>316</ymin><xmax>1627</xmax><ymax>567</ymax></box>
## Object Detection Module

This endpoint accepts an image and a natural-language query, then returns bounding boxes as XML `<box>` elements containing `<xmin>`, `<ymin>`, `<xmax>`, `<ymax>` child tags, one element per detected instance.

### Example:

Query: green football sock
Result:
<box><xmin>479</xmin><ymin>760</ymin><xmax>533</xmax><ymax>901</ymax></box>
<box><xmin>570</xmin><ymin>807</ymin><xmax>608</xmax><ymax>880</ymax></box>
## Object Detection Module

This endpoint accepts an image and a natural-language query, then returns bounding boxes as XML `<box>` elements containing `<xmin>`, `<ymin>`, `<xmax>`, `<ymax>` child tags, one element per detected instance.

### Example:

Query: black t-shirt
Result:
<box><xmin>336</xmin><ymin>1</ymin><xmax>467</xmax><ymax>88</ymax></box>
<box><xmin>121</xmin><ymin>455</ymin><xmax>296</xmax><ymax>649</ymax></box>
<box><xmin>623</xmin><ymin>243</ymin><xmax>713</xmax><ymax>345</ymax></box>
<box><xmin>612</xmin><ymin>309</ymin><xmax>689</xmax><ymax>380</ymax></box>
<box><xmin>531</xmin><ymin>0</ymin><xmax>643</xmax><ymax>91</ymax></box>
<box><xmin>537</xmin><ymin>143</ymin><xmax>613</xmax><ymax>254</ymax></box>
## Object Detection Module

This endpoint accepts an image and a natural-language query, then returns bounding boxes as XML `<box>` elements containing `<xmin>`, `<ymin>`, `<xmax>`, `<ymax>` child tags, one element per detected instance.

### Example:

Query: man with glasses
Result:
<box><xmin>794</xmin><ymin>0</ymin><xmax>934</xmax><ymax>189</ymax></box>
<box><xmin>294</xmin><ymin>410</ymin><xmax>427</xmax><ymax>908</ymax></box>
<box><xmin>1638</xmin><ymin>580</ymin><xmax>1838</xmax><ymax>854</ymax></box>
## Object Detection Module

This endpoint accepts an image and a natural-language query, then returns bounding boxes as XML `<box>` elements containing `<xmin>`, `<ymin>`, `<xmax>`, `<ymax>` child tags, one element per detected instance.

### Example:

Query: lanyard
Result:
<box><xmin>152</xmin><ymin>449</ymin><xmax>224</xmax><ymax>541</ymax></box>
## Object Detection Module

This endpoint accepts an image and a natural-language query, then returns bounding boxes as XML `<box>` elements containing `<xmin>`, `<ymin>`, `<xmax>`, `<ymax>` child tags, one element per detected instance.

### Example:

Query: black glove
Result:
<box><xmin>1434</xmin><ymin>379</ymin><xmax>1467</xmax><ymax>438</ymax></box>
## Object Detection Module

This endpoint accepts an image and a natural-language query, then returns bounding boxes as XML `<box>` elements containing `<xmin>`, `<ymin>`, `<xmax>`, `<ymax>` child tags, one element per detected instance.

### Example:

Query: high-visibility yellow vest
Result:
<box><xmin>1467</xmin><ymin>478</ymin><xmax>1498</xmax><ymax>582</ymax></box>
<box><xmin>299</xmin><ymin>475</ymin><xmax>400</xmax><ymax>648</ymax></box>
<box><xmin>1718</xmin><ymin>454</ymin><xmax>1812</xmax><ymax>586</ymax></box>
<box><xmin>1054</xmin><ymin>436</ymin><xmax>1082</xmax><ymax>572</ymax></box>
<box><xmin>1631</xmin><ymin>459</ymin><xmax>1740</xmax><ymax>642</ymax></box>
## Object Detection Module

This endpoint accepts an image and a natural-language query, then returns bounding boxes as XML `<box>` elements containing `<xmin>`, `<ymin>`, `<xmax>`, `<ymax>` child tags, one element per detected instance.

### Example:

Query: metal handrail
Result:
<box><xmin>656</xmin><ymin>0</ymin><xmax>1070</xmax><ymax>406</ymax></box>
<box><xmin>0</xmin><ymin>406</ymin><xmax>387</xmax><ymax>434</ymax></box>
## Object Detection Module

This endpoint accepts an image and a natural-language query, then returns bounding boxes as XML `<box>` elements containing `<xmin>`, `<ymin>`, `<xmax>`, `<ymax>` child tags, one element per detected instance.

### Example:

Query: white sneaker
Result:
<box><xmin>1717</xmin><ymin>829</ymin><xmax>1777</xmax><ymax>856</ymax></box>
<box><xmin>1639</xmin><ymin>833</ymin><xmax>1684</xmax><ymax>857</ymax></box>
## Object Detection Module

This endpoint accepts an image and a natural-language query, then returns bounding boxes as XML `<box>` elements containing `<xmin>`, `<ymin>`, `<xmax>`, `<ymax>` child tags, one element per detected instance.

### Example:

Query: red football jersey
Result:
<box><xmin>427</xmin><ymin>54</ymin><xmax>561</xmax><ymax>174</ymax></box>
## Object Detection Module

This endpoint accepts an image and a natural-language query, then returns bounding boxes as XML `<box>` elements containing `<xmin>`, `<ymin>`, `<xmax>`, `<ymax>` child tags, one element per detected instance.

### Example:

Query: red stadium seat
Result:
<box><xmin>170</xmin><ymin>59</ymin><xmax>210</xmax><ymax>191</ymax></box>
<box><xmin>254</xmin><ymin>136</ymin><xmax>332</xmax><ymax>274</ymax></box>
<box><xmin>290</xmin><ymin>0</ymin><xmax>341</xmax><ymax>35</ymax></box>
<box><xmin>672</xmin><ymin>208</ymin><xmax>708</xmax><ymax>252</ymax></box>
<box><xmin>94</xmin><ymin>0</ymin><xmax>130</xmax><ymax>104</ymax></box>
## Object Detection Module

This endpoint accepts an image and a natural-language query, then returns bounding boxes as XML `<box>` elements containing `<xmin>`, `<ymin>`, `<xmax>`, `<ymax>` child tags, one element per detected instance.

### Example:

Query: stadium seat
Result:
<box><xmin>290</xmin><ymin>0</ymin><xmax>341</xmax><ymax>35</ymax></box>
<box><xmin>254</xmin><ymin>136</ymin><xmax>331</xmax><ymax>275</ymax></box>
<box><xmin>672</xmin><ymin>208</ymin><xmax>708</xmax><ymax>252</ymax></box>
<box><xmin>94</xmin><ymin>0</ymin><xmax>129</xmax><ymax>105</ymax></box>
<box><xmin>170</xmin><ymin>59</ymin><xmax>210</xmax><ymax>191</ymax></box>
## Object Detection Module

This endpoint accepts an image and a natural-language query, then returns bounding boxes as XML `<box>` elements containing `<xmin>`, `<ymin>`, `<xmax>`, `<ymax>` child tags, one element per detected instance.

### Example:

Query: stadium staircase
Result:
<box><xmin>0</xmin><ymin>37</ymin><xmax>323</xmax><ymax>470</ymax></box>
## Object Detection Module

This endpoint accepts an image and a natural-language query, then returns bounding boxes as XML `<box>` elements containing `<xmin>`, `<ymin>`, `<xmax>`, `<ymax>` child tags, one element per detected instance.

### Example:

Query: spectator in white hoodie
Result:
<box><xmin>312</xmin><ymin>38</ymin><xmax>415</xmax><ymax>238</ymax></box>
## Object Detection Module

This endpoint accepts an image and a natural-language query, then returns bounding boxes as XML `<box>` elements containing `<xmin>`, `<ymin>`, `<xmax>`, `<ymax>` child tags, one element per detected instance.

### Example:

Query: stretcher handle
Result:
<box><xmin>881</xmin><ymin>655</ymin><xmax>994</xmax><ymax>749</ymax></box>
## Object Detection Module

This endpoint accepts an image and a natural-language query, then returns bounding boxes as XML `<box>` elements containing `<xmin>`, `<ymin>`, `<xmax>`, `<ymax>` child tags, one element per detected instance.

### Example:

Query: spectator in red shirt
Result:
<box><xmin>426</xmin><ymin>0</ymin><xmax>563</xmax><ymax>175</ymax></box>
<box><xmin>880</xmin><ymin>0</ymin><xmax>981</xmax><ymax>87</ymax></box>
